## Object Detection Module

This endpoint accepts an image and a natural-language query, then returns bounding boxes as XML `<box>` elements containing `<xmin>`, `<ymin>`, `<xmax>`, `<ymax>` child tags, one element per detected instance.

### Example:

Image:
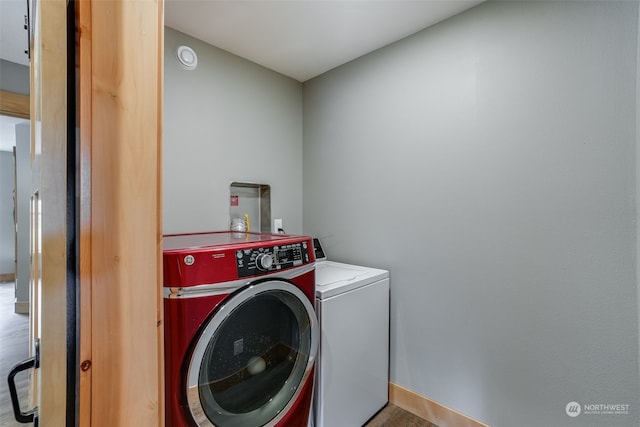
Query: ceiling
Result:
<box><xmin>165</xmin><ymin>0</ymin><xmax>484</xmax><ymax>82</ymax></box>
<box><xmin>1</xmin><ymin>0</ymin><xmax>484</xmax><ymax>151</ymax></box>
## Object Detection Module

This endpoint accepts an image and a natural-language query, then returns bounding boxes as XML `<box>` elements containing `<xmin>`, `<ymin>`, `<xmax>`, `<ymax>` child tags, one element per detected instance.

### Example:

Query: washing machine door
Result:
<box><xmin>186</xmin><ymin>279</ymin><xmax>318</xmax><ymax>427</ymax></box>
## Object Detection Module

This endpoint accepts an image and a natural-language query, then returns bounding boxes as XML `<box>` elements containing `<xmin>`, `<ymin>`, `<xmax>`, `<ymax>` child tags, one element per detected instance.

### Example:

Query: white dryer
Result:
<box><xmin>312</xmin><ymin>239</ymin><xmax>390</xmax><ymax>427</ymax></box>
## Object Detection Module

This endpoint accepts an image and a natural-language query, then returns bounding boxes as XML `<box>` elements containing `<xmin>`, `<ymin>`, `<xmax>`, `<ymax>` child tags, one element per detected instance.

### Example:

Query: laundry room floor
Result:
<box><xmin>365</xmin><ymin>404</ymin><xmax>439</xmax><ymax>427</ymax></box>
<box><xmin>0</xmin><ymin>282</ymin><xmax>438</xmax><ymax>427</ymax></box>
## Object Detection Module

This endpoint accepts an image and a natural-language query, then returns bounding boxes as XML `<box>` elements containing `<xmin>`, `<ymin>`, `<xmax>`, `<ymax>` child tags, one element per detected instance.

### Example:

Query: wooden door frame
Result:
<box><xmin>30</xmin><ymin>0</ymin><xmax>163</xmax><ymax>424</ymax></box>
<box><xmin>76</xmin><ymin>0</ymin><xmax>164</xmax><ymax>425</ymax></box>
<box><xmin>30</xmin><ymin>0</ymin><xmax>69</xmax><ymax>424</ymax></box>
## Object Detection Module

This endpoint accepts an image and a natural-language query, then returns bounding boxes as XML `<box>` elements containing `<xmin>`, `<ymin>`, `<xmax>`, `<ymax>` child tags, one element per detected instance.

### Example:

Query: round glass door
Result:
<box><xmin>186</xmin><ymin>280</ymin><xmax>318</xmax><ymax>427</ymax></box>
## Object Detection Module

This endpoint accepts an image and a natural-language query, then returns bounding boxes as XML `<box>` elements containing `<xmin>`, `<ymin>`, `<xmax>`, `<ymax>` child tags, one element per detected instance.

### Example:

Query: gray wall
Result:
<box><xmin>0</xmin><ymin>59</ymin><xmax>29</xmax><ymax>95</ymax></box>
<box><xmin>303</xmin><ymin>2</ymin><xmax>639</xmax><ymax>427</ymax></box>
<box><xmin>0</xmin><ymin>151</ymin><xmax>13</xmax><ymax>275</ymax></box>
<box><xmin>164</xmin><ymin>28</ymin><xmax>303</xmax><ymax>234</ymax></box>
<box><xmin>637</xmin><ymin>0</ymin><xmax>640</xmax><ymax>409</ymax></box>
<box><xmin>14</xmin><ymin>123</ymin><xmax>29</xmax><ymax>308</ymax></box>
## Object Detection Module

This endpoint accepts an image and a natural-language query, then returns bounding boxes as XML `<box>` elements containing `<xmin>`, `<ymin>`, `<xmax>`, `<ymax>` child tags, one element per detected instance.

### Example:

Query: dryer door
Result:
<box><xmin>186</xmin><ymin>279</ymin><xmax>318</xmax><ymax>427</ymax></box>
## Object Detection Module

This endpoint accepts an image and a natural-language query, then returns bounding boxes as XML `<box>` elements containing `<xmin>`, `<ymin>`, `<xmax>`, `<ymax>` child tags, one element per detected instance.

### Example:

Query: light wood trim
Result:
<box><xmin>77</xmin><ymin>0</ymin><xmax>93</xmax><ymax>424</ymax></box>
<box><xmin>389</xmin><ymin>383</ymin><xmax>492</xmax><ymax>427</ymax></box>
<box><xmin>33</xmin><ymin>0</ymin><xmax>68</xmax><ymax>425</ymax></box>
<box><xmin>78</xmin><ymin>0</ymin><xmax>163</xmax><ymax>425</ymax></box>
<box><xmin>0</xmin><ymin>273</ymin><xmax>15</xmax><ymax>282</ymax></box>
<box><xmin>155</xmin><ymin>3</ymin><xmax>165</xmax><ymax>424</ymax></box>
<box><xmin>0</xmin><ymin>90</ymin><xmax>29</xmax><ymax>119</ymax></box>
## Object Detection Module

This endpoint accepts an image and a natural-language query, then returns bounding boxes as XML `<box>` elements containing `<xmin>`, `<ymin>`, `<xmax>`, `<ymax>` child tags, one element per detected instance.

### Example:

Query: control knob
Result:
<box><xmin>255</xmin><ymin>253</ymin><xmax>274</xmax><ymax>271</ymax></box>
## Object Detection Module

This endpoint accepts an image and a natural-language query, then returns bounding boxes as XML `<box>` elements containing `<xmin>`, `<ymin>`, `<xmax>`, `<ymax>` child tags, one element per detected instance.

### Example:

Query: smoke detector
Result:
<box><xmin>176</xmin><ymin>45</ymin><xmax>198</xmax><ymax>71</ymax></box>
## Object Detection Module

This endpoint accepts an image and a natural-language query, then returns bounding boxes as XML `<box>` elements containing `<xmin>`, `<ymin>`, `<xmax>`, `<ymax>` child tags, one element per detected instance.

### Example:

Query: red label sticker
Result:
<box><xmin>230</xmin><ymin>195</ymin><xmax>239</xmax><ymax>206</ymax></box>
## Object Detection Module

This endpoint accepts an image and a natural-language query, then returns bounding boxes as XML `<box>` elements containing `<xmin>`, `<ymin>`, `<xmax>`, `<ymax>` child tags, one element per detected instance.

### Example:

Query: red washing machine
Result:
<box><xmin>163</xmin><ymin>231</ymin><xmax>318</xmax><ymax>427</ymax></box>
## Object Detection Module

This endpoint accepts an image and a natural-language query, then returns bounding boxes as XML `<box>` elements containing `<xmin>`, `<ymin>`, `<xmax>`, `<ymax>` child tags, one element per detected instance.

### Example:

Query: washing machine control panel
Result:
<box><xmin>236</xmin><ymin>241</ymin><xmax>311</xmax><ymax>277</ymax></box>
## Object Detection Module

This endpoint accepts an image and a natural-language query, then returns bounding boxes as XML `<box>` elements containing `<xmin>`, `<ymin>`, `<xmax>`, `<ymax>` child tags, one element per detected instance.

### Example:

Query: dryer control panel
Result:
<box><xmin>236</xmin><ymin>241</ymin><xmax>311</xmax><ymax>277</ymax></box>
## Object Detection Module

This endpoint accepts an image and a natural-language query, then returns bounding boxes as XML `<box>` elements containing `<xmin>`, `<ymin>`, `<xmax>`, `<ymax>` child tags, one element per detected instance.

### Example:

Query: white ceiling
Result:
<box><xmin>0</xmin><ymin>0</ymin><xmax>483</xmax><ymax>151</ymax></box>
<box><xmin>165</xmin><ymin>0</ymin><xmax>484</xmax><ymax>82</ymax></box>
